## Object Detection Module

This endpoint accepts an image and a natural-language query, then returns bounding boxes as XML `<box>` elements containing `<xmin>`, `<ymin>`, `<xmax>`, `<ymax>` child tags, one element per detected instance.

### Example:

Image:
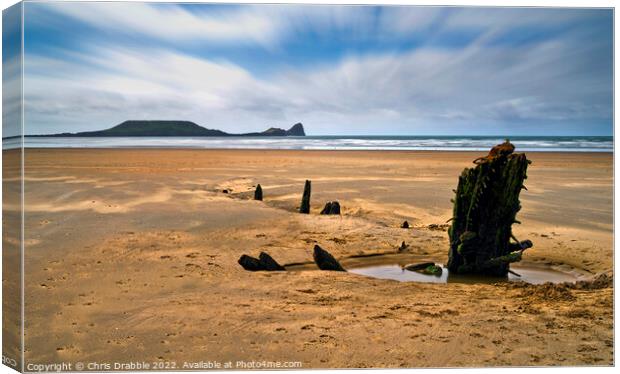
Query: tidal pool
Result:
<box><xmin>347</xmin><ymin>263</ymin><xmax>579</xmax><ymax>284</ymax></box>
<box><xmin>285</xmin><ymin>252</ymin><xmax>581</xmax><ymax>284</ymax></box>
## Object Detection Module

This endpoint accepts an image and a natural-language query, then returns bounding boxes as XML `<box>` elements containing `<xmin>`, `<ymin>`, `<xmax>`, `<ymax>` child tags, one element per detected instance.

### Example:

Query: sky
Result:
<box><xmin>7</xmin><ymin>2</ymin><xmax>614</xmax><ymax>135</ymax></box>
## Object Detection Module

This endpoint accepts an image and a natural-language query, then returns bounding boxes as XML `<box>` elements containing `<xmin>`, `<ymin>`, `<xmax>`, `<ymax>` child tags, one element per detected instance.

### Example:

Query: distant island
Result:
<box><xmin>20</xmin><ymin>121</ymin><xmax>306</xmax><ymax>138</ymax></box>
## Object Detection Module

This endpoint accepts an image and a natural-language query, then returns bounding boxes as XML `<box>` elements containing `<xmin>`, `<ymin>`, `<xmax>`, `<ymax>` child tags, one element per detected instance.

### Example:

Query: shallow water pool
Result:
<box><xmin>347</xmin><ymin>263</ymin><xmax>579</xmax><ymax>284</ymax></box>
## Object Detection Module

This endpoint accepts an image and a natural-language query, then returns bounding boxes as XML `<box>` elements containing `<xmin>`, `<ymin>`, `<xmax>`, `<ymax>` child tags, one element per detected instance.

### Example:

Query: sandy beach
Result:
<box><xmin>11</xmin><ymin>148</ymin><xmax>613</xmax><ymax>367</ymax></box>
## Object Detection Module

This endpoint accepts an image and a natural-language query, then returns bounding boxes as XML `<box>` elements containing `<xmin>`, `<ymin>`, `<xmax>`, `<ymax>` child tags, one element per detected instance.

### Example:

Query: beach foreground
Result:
<box><xmin>11</xmin><ymin>149</ymin><xmax>613</xmax><ymax>367</ymax></box>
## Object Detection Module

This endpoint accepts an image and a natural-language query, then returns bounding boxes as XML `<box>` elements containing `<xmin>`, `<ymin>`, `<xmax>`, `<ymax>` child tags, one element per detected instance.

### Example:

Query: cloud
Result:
<box><xmin>24</xmin><ymin>36</ymin><xmax>611</xmax><ymax>135</ymax></box>
<box><xmin>2</xmin><ymin>55</ymin><xmax>22</xmax><ymax>137</ymax></box>
<box><xmin>21</xmin><ymin>4</ymin><xmax>613</xmax><ymax>135</ymax></box>
<box><xmin>33</xmin><ymin>2</ymin><xmax>281</xmax><ymax>47</ymax></box>
<box><xmin>29</xmin><ymin>3</ymin><xmax>447</xmax><ymax>48</ymax></box>
<box><xmin>24</xmin><ymin>46</ymin><xmax>283</xmax><ymax>131</ymax></box>
<box><xmin>3</xmin><ymin>3</ymin><xmax>23</xmax><ymax>138</ymax></box>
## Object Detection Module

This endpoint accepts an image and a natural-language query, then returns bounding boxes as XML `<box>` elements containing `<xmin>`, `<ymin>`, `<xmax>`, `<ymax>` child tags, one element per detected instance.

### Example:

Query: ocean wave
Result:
<box><xmin>4</xmin><ymin>136</ymin><xmax>613</xmax><ymax>152</ymax></box>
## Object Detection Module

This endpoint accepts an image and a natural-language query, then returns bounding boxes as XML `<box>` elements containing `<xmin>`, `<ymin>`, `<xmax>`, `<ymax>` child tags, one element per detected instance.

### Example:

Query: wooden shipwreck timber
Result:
<box><xmin>447</xmin><ymin>140</ymin><xmax>533</xmax><ymax>276</ymax></box>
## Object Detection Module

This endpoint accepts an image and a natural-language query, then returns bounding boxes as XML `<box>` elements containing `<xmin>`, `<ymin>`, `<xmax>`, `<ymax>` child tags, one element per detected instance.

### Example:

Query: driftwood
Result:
<box><xmin>254</xmin><ymin>184</ymin><xmax>263</xmax><ymax>201</ymax></box>
<box><xmin>447</xmin><ymin>140</ymin><xmax>532</xmax><ymax>276</ymax></box>
<box><xmin>313</xmin><ymin>245</ymin><xmax>345</xmax><ymax>271</ymax></box>
<box><xmin>300</xmin><ymin>180</ymin><xmax>311</xmax><ymax>214</ymax></box>
<box><xmin>320</xmin><ymin>201</ymin><xmax>341</xmax><ymax>215</ymax></box>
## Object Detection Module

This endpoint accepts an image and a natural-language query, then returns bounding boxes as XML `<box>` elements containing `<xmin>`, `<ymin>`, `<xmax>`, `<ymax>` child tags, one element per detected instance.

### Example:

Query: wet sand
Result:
<box><xmin>11</xmin><ymin>149</ymin><xmax>613</xmax><ymax>367</ymax></box>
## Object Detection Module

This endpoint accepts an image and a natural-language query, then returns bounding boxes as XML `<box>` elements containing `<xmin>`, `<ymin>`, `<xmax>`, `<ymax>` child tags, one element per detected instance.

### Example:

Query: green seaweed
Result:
<box><xmin>423</xmin><ymin>265</ymin><xmax>443</xmax><ymax>276</ymax></box>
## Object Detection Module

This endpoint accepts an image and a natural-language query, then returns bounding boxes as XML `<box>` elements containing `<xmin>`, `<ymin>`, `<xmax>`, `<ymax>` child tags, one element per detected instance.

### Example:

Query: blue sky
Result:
<box><xmin>11</xmin><ymin>2</ymin><xmax>614</xmax><ymax>135</ymax></box>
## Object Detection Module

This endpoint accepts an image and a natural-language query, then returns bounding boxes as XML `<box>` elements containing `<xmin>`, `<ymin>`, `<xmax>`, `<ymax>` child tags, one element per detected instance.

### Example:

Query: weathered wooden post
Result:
<box><xmin>447</xmin><ymin>140</ymin><xmax>532</xmax><ymax>276</ymax></box>
<box><xmin>254</xmin><ymin>184</ymin><xmax>263</xmax><ymax>201</ymax></box>
<box><xmin>313</xmin><ymin>245</ymin><xmax>345</xmax><ymax>271</ymax></box>
<box><xmin>238</xmin><ymin>252</ymin><xmax>285</xmax><ymax>271</ymax></box>
<box><xmin>300</xmin><ymin>180</ymin><xmax>311</xmax><ymax>214</ymax></box>
<box><xmin>320</xmin><ymin>201</ymin><xmax>341</xmax><ymax>215</ymax></box>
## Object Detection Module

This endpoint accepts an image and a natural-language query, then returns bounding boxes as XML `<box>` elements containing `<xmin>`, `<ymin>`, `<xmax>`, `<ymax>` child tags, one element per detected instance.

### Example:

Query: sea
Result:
<box><xmin>2</xmin><ymin>135</ymin><xmax>613</xmax><ymax>152</ymax></box>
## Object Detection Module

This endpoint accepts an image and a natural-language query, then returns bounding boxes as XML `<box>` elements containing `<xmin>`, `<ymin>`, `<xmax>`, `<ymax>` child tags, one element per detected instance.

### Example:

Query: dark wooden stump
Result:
<box><xmin>300</xmin><ymin>180</ymin><xmax>311</xmax><ymax>214</ymax></box>
<box><xmin>447</xmin><ymin>140</ymin><xmax>532</xmax><ymax>276</ymax></box>
<box><xmin>258</xmin><ymin>252</ymin><xmax>285</xmax><ymax>271</ymax></box>
<box><xmin>254</xmin><ymin>184</ymin><xmax>263</xmax><ymax>201</ymax></box>
<box><xmin>238</xmin><ymin>252</ymin><xmax>285</xmax><ymax>271</ymax></box>
<box><xmin>313</xmin><ymin>245</ymin><xmax>345</xmax><ymax>271</ymax></box>
<box><xmin>398</xmin><ymin>241</ymin><xmax>409</xmax><ymax>252</ymax></box>
<box><xmin>320</xmin><ymin>201</ymin><xmax>341</xmax><ymax>215</ymax></box>
<box><xmin>238</xmin><ymin>255</ymin><xmax>264</xmax><ymax>271</ymax></box>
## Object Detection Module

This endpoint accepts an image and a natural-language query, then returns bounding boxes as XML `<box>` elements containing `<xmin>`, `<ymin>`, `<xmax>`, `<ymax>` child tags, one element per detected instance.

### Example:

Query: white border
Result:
<box><xmin>0</xmin><ymin>1</ymin><xmax>616</xmax><ymax>374</ymax></box>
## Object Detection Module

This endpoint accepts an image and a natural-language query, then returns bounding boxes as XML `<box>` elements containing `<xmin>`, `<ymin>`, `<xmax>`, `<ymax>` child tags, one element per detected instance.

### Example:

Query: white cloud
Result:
<box><xmin>442</xmin><ymin>7</ymin><xmax>599</xmax><ymax>30</ymax></box>
<box><xmin>23</xmin><ymin>29</ymin><xmax>611</xmax><ymax>135</ymax></box>
<box><xmin>34</xmin><ymin>2</ymin><xmax>281</xmax><ymax>47</ymax></box>
<box><xmin>2</xmin><ymin>55</ymin><xmax>22</xmax><ymax>137</ymax></box>
<box><xmin>21</xmin><ymin>4</ymin><xmax>612</xmax><ymax>135</ymax></box>
<box><xmin>31</xmin><ymin>3</ymin><xmax>446</xmax><ymax>48</ymax></box>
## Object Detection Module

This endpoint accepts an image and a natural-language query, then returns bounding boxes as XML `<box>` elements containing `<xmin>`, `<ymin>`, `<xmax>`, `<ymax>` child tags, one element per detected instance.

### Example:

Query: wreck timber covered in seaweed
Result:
<box><xmin>447</xmin><ymin>140</ymin><xmax>532</xmax><ymax>276</ymax></box>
